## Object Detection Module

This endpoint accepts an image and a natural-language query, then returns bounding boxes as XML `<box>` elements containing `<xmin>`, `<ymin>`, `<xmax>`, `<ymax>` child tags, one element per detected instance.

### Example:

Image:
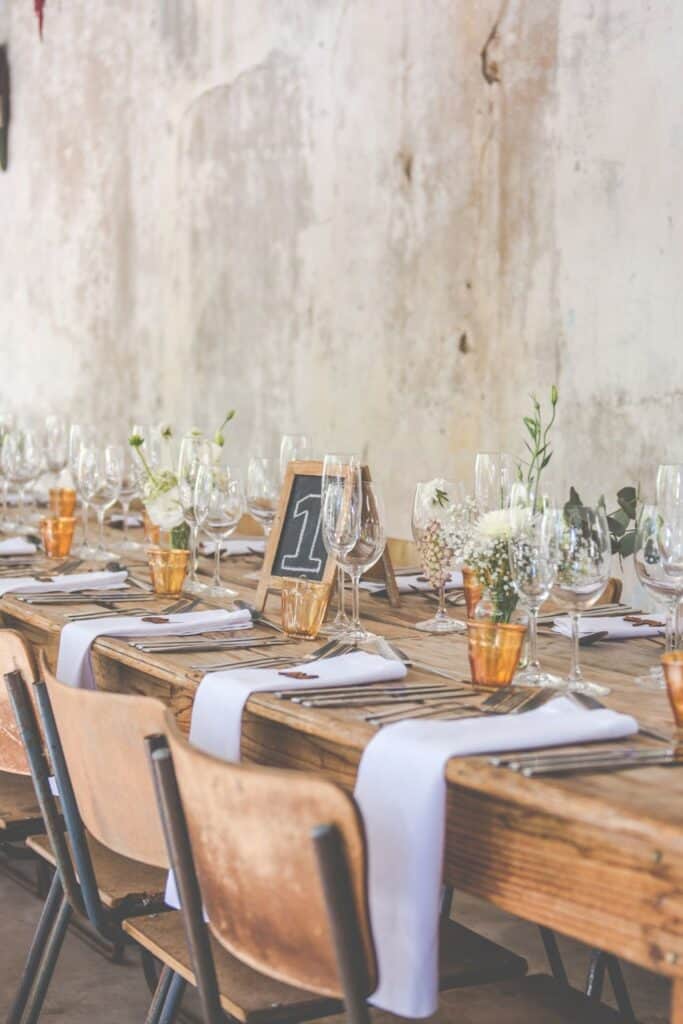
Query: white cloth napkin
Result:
<box><xmin>354</xmin><ymin>697</ymin><xmax>638</xmax><ymax>1018</ymax></box>
<box><xmin>0</xmin><ymin>537</ymin><xmax>37</xmax><ymax>556</ymax></box>
<box><xmin>0</xmin><ymin>570</ymin><xmax>128</xmax><ymax>597</ymax></box>
<box><xmin>361</xmin><ymin>571</ymin><xmax>463</xmax><ymax>594</ymax></box>
<box><xmin>189</xmin><ymin>651</ymin><xmax>407</xmax><ymax>761</ymax></box>
<box><xmin>552</xmin><ymin>614</ymin><xmax>665</xmax><ymax>640</ymax></box>
<box><xmin>57</xmin><ymin>608</ymin><xmax>252</xmax><ymax>690</ymax></box>
<box><xmin>110</xmin><ymin>514</ymin><xmax>144</xmax><ymax>528</ymax></box>
<box><xmin>199</xmin><ymin>538</ymin><xmax>265</xmax><ymax>557</ymax></box>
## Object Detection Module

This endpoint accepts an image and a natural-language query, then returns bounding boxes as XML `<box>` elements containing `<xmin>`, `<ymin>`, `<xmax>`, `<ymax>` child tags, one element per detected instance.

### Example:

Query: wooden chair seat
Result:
<box><xmin>123</xmin><ymin>911</ymin><xmax>528</xmax><ymax>1023</ymax></box>
<box><xmin>26</xmin><ymin>832</ymin><xmax>167</xmax><ymax>910</ymax></box>
<box><xmin>0</xmin><ymin>769</ymin><xmax>42</xmax><ymax>833</ymax></box>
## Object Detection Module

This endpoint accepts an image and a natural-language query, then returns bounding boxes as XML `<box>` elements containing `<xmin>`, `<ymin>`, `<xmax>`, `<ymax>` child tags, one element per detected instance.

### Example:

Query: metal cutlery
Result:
<box><xmin>366</xmin><ymin>687</ymin><xmax>553</xmax><ymax>726</ymax></box>
<box><xmin>297</xmin><ymin>686</ymin><xmax>474</xmax><ymax>709</ymax></box>
<box><xmin>515</xmin><ymin>747</ymin><xmax>681</xmax><ymax>777</ymax></box>
<box><xmin>233</xmin><ymin>599</ymin><xmax>285</xmax><ymax>634</ymax></box>
<box><xmin>537</xmin><ymin>604</ymin><xmax>641</xmax><ymax>625</ymax></box>
<box><xmin>190</xmin><ymin>639</ymin><xmax>351</xmax><ymax>673</ymax></box>
<box><xmin>373</xmin><ymin>638</ymin><xmax>466</xmax><ymax>683</ymax></box>
<box><xmin>578</xmin><ymin>630</ymin><xmax>610</xmax><ymax>647</ymax></box>
<box><xmin>66</xmin><ymin>596</ymin><xmax>194</xmax><ymax>622</ymax></box>
<box><xmin>279</xmin><ymin>682</ymin><xmax>474</xmax><ymax>702</ymax></box>
<box><xmin>132</xmin><ymin>637</ymin><xmax>290</xmax><ymax>654</ymax></box>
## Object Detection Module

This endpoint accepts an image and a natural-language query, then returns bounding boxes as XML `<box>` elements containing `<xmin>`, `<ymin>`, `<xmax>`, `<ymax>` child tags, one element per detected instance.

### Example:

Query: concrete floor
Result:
<box><xmin>0</xmin><ymin>869</ymin><xmax>670</xmax><ymax>1023</ymax></box>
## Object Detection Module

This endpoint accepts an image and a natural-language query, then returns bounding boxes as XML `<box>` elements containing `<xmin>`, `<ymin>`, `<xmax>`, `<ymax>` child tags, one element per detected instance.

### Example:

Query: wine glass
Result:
<box><xmin>550</xmin><ymin>504</ymin><xmax>612</xmax><ymax>695</ymax></box>
<box><xmin>2</xmin><ymin>427</ymin><xmax>43</xmax><ymax>531</ymax></box>
<box><xmin>0</xmin><ymin>413</ymin><xmax>16</xmax><ymax>529</ymax></box>
<box><xmin>69</xmin><ymin>424</ymin><xmax>97</xmax><ymax>557</ymax></box>
<box><xmin>633</xmin><ymin>503</ymin><xmax>683</xmax><ymax>689</ymax></box>
<box><xmin>78</xmin><ymin>445</ymin><xmax>124</xmax><ymax>561</ymax></box>
<box><xmin>115</xmin><ymin>446</ymin><xmax>141</xmax><ymax>553</ymax></box>
<box><xmin>178</xmin><ymin>433</ymin><xmax>211</xmax><ymax>594</ymax></box>
<box><xmin>475</xmin><ymin>452</ymin><xmax>516</xmax><ymax>511</ymax></box>
<box><xmin>279</xmin><ymin>434</ymin><xmax>311</xmax><ymax>481</ymax></box>
<box><xmin>334</xmin><ymin>479</ymin><xmax>386</xmax><ymax>644</ymax></box>
<box><xmin>508</xmin><ymin>508</ymin><xmax>561</xmax><ymax>687</ymax></box>
<box><xmin>320</xmin><ymin>454</ymin><xmax>362</xmax><ymax>636</ymax></box>
<box><xmin>246</xmin><ymin>457</ymin><xmax>280</xmax><ymax>538</ymax></box>
<box><xmin>195</xmin><ymin>462</ymin><xmax>244</xmax><ymax>599</ymax></box>
<box><xmin>45</xmin><ymin>414</ymin><xmax>69</xmax><ymax>488</ymax></box>
<box><xmin>657</xmin><ymin>464</ymin><xmax>683</xmax><ymax>510</ymax></box>
<box><xmin>411</xmin><ymin>480</ymin><xmax>470</xmax><ymax>634</ymax></box>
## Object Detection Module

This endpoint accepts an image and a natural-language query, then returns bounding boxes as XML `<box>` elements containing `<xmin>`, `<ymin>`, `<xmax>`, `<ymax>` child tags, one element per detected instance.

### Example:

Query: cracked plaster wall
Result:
<box><xmin>0</xmin><ymin>0</ymin><xmax>681</xmax><ymax>534</ymax></box>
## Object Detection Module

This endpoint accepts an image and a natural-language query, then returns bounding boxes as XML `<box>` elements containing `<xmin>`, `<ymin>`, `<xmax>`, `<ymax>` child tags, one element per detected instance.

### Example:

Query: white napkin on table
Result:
<box><xmin>361</xmin><ymin>571</ymin><xmax>463</xmax><ymax>594</ymax></box>
<box><xmin>552</xmin><ymin>615</ymin><xmax>665</xmax><ymax>640</ymax></box>
<box><xmin>57</xmin><ymin>608</ymin><xmax>252</xmax><ymax>690</ymax></box>
<box><xmin>0</xmin><ymin>570</ymin><xmax>128</xmax><ymax>597</ymax></box>
<box><xmin>355</xmin><ymin>696</ymin><xmax>638</xmax><ymax>1018</ymax></box>
<box><xmin>0</xmin><ymin>536</ymin><xmax>37</xmax><ymax>556</ymax></box>
<box><xmin>199</xmin><ymin>538</ymin><xmax>265</xmax><ymax>557</ymax></box>
<box><xmin>189</xmin><ymin>650</ymin><xmax>407</xmax><ymax>761</ymax></box>
<box><xmin>109</xmin><ymin>514</ymin><xmax>144</xmax><ymax>528</ymax></box>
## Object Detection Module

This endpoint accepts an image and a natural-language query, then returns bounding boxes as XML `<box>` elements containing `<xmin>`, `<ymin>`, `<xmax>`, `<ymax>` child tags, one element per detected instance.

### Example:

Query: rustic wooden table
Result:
<box><xmin>3</xmin><ymin>530</ymin><xmax>683</xmax><ymax>1020</ymax></box>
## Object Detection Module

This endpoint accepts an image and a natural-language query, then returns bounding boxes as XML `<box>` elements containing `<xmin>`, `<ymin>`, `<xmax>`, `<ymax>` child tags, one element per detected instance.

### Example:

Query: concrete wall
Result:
<box><xmin>1</xmin><ymin>0</ymin><xmax>681</xmax><ymax>535</ymax></box>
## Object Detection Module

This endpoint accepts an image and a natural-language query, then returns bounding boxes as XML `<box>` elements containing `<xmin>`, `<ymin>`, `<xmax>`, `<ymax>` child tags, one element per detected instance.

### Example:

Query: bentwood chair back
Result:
<box><xmin>0</xmin><ymin>629</ymin><xmax>38</xmax><ymax>774</ymax></box>
<box><xmin>163</xmin><ymin>709</ymin><xmax>377</xmax><ymax>1002</ymax></box>
<box><xmin>41</xmin><ymin>656</ymin><xmax>169</xmax><ymax>869</ymax></box>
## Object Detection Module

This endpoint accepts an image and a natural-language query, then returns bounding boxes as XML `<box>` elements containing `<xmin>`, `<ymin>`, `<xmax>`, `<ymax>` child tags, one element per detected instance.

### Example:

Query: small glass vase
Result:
<box><xmin>147</xmin><ymin>546</ymin><xmax>190</xmax><ymax>596</ymax></box>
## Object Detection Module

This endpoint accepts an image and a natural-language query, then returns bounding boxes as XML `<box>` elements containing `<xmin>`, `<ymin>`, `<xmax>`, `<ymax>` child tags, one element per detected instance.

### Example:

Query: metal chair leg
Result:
<box><xmin>158</xmin><ymin>973</ymin><xmax>188</xmax><ymax>1024</ymax></box>
<box><xmin>538</xmin><ymin>926</ymin><xmax>569</xmax><ymax>987</ymax></box>
<box><xmin>605</xmin><ymin>954</ymin><xmax>637</xmax><ymax>1022</ymax></box>
<box><xmin>20</xmin><ymin>896</ymin><xmax>72</xmax><ymax>1024</ymax></box>
<box><xmin>145</xmin><ymin>966</ymin><xmax>175</xmax><ymax>1024</ymax></box>
<box><xmin>5</xmin><ymin>871</ymin><xmax>63</xmax><ymax>1024</ymax></box>
<box><xmin>585</xmin><ymin>948</ymin><xmax>607</xmax><ymax>1001</ymax></box>
<box><xmin>141</xmin><ymin>948</ymin><xmax>162</xmax><ymax>995</ymax></box>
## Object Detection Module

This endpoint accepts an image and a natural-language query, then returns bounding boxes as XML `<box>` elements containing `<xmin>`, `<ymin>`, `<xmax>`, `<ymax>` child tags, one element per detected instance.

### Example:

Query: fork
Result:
<box><xmin>366</xmin><ymin>687</ymin><xmax>550</xmax><ymax>726</ymax></box>
<box><xmin>190</xmin><ymin>640</ymin><xmax>352</xmax><ymax>673</ymax></box>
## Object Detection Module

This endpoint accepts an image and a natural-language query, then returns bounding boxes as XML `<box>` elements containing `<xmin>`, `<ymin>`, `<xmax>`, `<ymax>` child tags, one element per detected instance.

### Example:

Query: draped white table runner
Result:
<box><xmin>0</xmin><ymin>569</ymin><xmax>128</xmax><ymax>597</ymax></box>
<box><xmin>56</xmin><ymin>609</ymin><xmax>252</xmax><ymax>690</ymax></box>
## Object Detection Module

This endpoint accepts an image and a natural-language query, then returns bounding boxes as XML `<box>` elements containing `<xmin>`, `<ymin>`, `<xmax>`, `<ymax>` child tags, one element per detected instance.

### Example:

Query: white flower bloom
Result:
<box><xmin>145</xmin><ymin>486</ymin><xmax>184</xmax><ymax>530</ymax></box>
<box><xmin>475</xmin><ymin>507</ymin><xmax>527</xmax><ymax>542</ymax></box>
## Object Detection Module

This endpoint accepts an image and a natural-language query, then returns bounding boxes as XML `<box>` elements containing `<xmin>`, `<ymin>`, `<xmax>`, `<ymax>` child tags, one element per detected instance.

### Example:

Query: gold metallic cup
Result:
<box><xmin>281</xmin><ymin>579</ymin><xmax>329</xmax><ymax>639</ymax></box>
<box><xmin>662</xmin><ymin>652</ymin><xmax>683</xmax><ymax>728</ymax></box>
<box><xmin>467</xmin><ymin>620</ymin><xmax>527</xmax><ymax>688</ymax></box>
<box><xmin>462</xmin><ymin>566</ymin><xmax>483</xmax><ymax>618</ymax></box>
<box><xmin>49</xmin><ymin>488</ymin><xmax>77</xmax><ymax>518</ymax></box>
<box><xmin>147</xmin><ymin>546</ymin><xmax>189</xmax><ymax>596</ymax></box>
<box><xmin>40</xmin><ymin>516</ymin><xmax>76</xmax><ymax>558</ymax></box>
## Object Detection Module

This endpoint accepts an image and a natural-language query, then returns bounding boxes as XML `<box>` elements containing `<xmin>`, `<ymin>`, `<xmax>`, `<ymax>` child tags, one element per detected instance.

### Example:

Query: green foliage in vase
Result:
<box><xmin>518</xmin><ymin>385</ymin><xmax>558</xmax><ymax>510</ymax></box>
<box><xmin>170</xmin><ymin>522</ymin><xmax>190</xmax><ymax>551</ymax></box>
<box><xmin>565</xmin><ymin>484</ymin><xmax>638</xmax><ymax>563</ymax></box>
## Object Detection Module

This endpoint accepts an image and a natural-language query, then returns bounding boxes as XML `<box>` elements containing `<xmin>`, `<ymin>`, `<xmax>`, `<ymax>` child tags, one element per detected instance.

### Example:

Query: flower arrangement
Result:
<box><xmin>465</xmin><ymin>509</ymin><xmax>522</xmax><ymax>623</ymax></box>
<box><xmin>413</xmin><ymin>480</ymin><xmax>477</xmax><ymax>589</ymax></box>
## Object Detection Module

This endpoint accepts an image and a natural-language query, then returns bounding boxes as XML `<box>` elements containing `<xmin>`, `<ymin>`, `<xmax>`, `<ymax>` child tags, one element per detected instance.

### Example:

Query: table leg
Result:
<box><xmin>671</xmin><ymin>978</ymin><xmax>683</xmax><ymax>1024</ymax></box>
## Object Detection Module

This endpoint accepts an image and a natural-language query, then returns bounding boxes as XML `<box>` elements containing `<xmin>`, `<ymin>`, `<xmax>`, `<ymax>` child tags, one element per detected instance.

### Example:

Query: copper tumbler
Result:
<box><xmin>40</xmin><ymin>516</ymin><xmax>76</xmax><ymax>558</ymax></box>
<box><xmin>147</xmin><ymin>546</ymin><xmax>190</xmax><ymax>596</ymax></box>
<box><xmin>281</xmin><ymin>578</ymin><xmax>329</xmax><ymax>639</ymax></box>
<box><xmin>662</xmin><ymin>652</ymin><xmax>683</xmax><ymax>728</ymax></box>
<box><xmin>49</xmin><ymin>488</ymin><xmax>77</xmax><ymax>518</ymax></box>
<box><xmin>467</xmin><ymin>620</ymin><xmax>527</xmax><ymax>688</ymax></box>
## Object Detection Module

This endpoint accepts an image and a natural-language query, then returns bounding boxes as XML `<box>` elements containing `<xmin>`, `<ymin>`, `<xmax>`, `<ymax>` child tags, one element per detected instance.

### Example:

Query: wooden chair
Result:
<box><xmin>2</xmin><ymin>658</ymin><xmax>172</xmax><ymax>1024</ymax></box>
<box><xmin>127</xmin><ymin>711</ymin><xmax>628</xmax><ymax>1024</ymax></box>
<box><xmin>0</xmin><ymin>630</ymin><xmax>44</xmax><ymax>835</ymax></box>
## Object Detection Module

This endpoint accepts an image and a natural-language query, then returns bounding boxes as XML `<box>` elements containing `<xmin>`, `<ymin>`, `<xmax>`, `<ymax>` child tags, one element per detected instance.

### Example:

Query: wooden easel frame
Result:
<box><xmin>361</xmin><ymin>465</ymin><xmax>400</xmax><ymax>607</ymax></box>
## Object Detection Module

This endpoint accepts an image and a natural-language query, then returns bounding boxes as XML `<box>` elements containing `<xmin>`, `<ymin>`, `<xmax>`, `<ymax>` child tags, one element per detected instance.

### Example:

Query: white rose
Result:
<box><xmin>145</xmin><ymin>487</ymin><xmax>184</xmax><ymax>530</ymax></box>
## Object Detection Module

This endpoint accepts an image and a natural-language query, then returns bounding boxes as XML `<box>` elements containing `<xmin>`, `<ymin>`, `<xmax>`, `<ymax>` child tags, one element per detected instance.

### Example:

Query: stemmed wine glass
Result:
<box><xmin>633</xmin><ymin>503</ymin><xmax>683</xmax><ymax>689</ymax></box>
<box><xmin>195</xmin><ymin>462</ymin><xmax>244</xmax><ymax>599</ymax></box>
<box><xmin>550</xmin><ymin>504</ymin><xmax>612</xmax><ymax>695</ymax></box>
<box><xmin>2</xmin><ymin>427</ymin><xmax>43</xmax><ymax>531</ymax></box>
<box><xmin>475</xmin><ymin>452</ymin><xmax>516</xmax><ymax>511</ymax></box>
<box><xmin>0</xmin><ymin>413</ymin><xmax>16</xmax><ymax>529</ymax></box>
<box><xmin>246</xmin><ymin>457</ymin><xmax>280</xmax><ymax>539</ymax></box>
<box><xmin>78</xmin><ymin>445</ymin><xmax>124</xmax><ymax>561</ymax></box>
<box><xmin>279</xmin><ymin>434</ymin><xmax>311</xmax><ymax>481</ymax></box>
<box><xmin>69</xmin><ymin>425</ymin><xmax>97</xmax><ymax>557</ymax></box>
<box><xmin>45</xmin><ymin>414</ymin><xmax>69</xmax><ymax>490</ymax></box>
<box><xmin>320</xmin><ymin>454</ymin><xmax>361</xmax><ymax>636</ymax></box>
<box><xmin>115</xmin><ymin>446</ymin><xmax>141</xmax><ymax>552</ymax></box>
<box><xmin>178</xmin><ymin>433</ymin><xmax>210</xmax><ymax>594</ymax></box>
<box><xmin>411</xmin><ymin>480</ymin><xmax>469</xmax><ymax>634</ymax></box>
<box><xmin>508</xmin><ymin>508</ymin><xmax>561</xmax><ymax>687</ymax></box>
<box><xmin>327</xmin><ymin>478</ymin><xmax>386</xmax><ymax>644</ymax></box>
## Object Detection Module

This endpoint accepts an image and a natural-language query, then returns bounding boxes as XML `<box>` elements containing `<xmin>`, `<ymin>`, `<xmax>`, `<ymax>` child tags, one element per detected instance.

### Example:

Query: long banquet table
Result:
<box><xmin>2</xmin><ymin>531</ymin><xmax>683</xmax><ymax>1021</ymax></box>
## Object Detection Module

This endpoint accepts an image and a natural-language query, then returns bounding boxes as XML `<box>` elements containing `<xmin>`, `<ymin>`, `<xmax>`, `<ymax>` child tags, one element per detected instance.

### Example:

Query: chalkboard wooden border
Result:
<box><xmin>255</xmin><ymin>460</ymin><xmax>337</xmax><ymax>613</ymax></box>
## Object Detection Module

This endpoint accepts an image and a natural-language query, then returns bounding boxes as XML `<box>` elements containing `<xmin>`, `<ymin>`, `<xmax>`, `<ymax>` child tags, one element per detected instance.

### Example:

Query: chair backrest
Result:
<box><xmin>165</xmin><ymin>711</ymin><xmax>377</xmax><ymax>999</ymax></box>
<box><xmin>0</xmin><ymin>629</ymin><xmax>38</xmax><ymax>774</ymax></box>
<box><xmin>42</xmin><ymin>656</ymin><xmax>169</xmax><ymax>868</ymax></box>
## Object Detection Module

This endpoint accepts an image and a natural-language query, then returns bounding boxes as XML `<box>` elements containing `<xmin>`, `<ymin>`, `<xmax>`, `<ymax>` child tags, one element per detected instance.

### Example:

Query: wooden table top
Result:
<box><xmin>3</xmin><ymin>527</ymin><xmax>683</xmax><ymax>1014</ymax></box>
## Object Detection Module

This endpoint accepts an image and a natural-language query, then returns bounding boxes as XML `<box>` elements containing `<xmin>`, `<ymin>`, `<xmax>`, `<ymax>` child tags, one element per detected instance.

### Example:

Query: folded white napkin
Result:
<box><xmin>0</xmin><ymin>537</ymin><xmax>37</xmax><ymax>556</ymax></box>
<box><xmin>110</xmin><ymin>514</ymin><xmax>144</xmax><ymax>528</ymax></box>
<box><xmin>361</xmin><ymin>571</ymin><xmax>463</xmax><ymax>594</ymax></box>
<box><xmin>189</xmin><ymin>651</ymin><xmax>407</xmax><ymax>761</ymax></box>
<box><xmin>57</xmin><ymin>608</ymin><xmax>252</xmax><ymax>690</ymax></box>
<box><xmin>552</xmin><ymin>614</ymin><xmax>665</xmax><ymax>640</ymax></box>
<box><xmin>0</xmin><ymin>570</ymin><xmax>128</xmax><ymax>597</ymax></box>
<box><xmin>199</xmin><ymin>538</ymin><xmax>265</xmax><ymax>557</ymax></box>
<box><xmin>355</xmin><ymin>697</ymin><xmax>638</xmax><ymax>1017</ymax></box>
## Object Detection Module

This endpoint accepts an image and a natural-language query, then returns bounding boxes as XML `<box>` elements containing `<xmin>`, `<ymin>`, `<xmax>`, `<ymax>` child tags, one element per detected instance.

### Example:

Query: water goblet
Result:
<box><xmin>508</xmin><ymin>507</ymin><xmax>561</xmax><ymax>686</ymax></box>
<box><xmin>195</xmin><ymin>463</ymin><xmax>244</xmax><ymax>600</ymax></box>
<box><xmin>246</xmin><ymin>457</ymin><xmax>280</xmax><ymax>538</ymax></box>
<box><xmin>115</xmin><ymin>446</ymin><xmax>141</xmax><ymax>553</ymax></box>
<box><xmin>45</xmin><ymin>414</ymin><xmax>69</xmax><ymax>489</ymax></box>
<box><xmin>69</xmin><ymin>424</ymin><xmax>97</xmax><ymax>557</ymax></box>
<box><xmin>78</xmin><ymin>445</ymin><xmax>123</xmax><ymax>561</ymax></box>
<box><xmin>2</xmin><ymin>427</ymin><xmax>43</xmax><ymax>531</ymax></box>
<box><xmin>331</xmin><ymin>479</ymin><xmax>385</xmax><ymax>644</ymax></box>
<box><xmin>475</xmin><ymin>451</ymin><xmax>516</xmax><ymax>512</ymax></box>
<box><xmin>279</xmin><ymin>434</ymin><xmax>312</xmax><ymax>481</ymax></box>
<box><xmin>633</xmin><ymin>503</ymin><xmax>683</xmax><ymax>690</ymax></box>
<box><xmin>319</xmin><ymin>454</ymin><xmax>361</xmax><ymax>636</ymax></box>
<box><xmin>178</xmin><ymin>432</ymin><xmax>211</xmax><ymax>593</ymax></box>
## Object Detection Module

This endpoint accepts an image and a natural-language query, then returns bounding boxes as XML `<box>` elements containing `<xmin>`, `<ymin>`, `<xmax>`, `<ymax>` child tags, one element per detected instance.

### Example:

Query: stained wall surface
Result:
<box><xmin>1</xmin><ymin>1</ymin><xmax>681</xmax><ymax>533</ymax></box>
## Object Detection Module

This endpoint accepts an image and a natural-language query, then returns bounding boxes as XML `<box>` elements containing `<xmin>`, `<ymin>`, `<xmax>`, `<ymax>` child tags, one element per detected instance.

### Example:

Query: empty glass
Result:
<box><xmin>320</xmin><ymin>454</ymin><xmax>361</xmax><ymax>636</ymax></box>
<box><xmin>69</xmin><ymin>424</ymin><xmax>96</xmax><ymax>557</ymax></box>
<box><xmin>246</xmin><ymin>457</ymin><xmax>280</xmax><ymax>538</ymax></box>
<box><xmin>1</xmin><ymin>427</ymin><xmax>43</xmax><ymax>531</ymax></box>
<box><xmin>411</xmin><ymin>480</ymin><xmax>469</xmax><ymax>634</ymax></box>
<box><xmin>195</xmin><ymin>463</ymin><xmax>244</xmax><ymax>599</ymax></box>
<box><xmin>78</xmin><ymin>445</ymin><xmax>123</xmax><ymax>561</ymax></box>
<box><xmin>327</xmin><ymin>479</ymin><xmax>385</xmax><ymax>643</ymax></box>
<box><xmin>508</xmin><ymin>508</ymin><xmax>561</xmax><ymax>686</ymax></box>
<box><xmin>178</xmin><ymin>433</ymin><xmax>210</xmax><ymax>593</ymax></box>
<box><xmin>657</xmin><ymin>464</ymin><xmax>683</xmax><ymax>511</ymax></box>
<box><xmin>475</xmin><ymin>452</ymin><xmax>516</xmax><ymax>512</ymax></box>
<box><xmin>550</xmin><ymin>504</ymin><xmax>612</xmax><ymax>695</ymax></box>
<box><xmin>634</xmin><ymin>503</ymin><xmax>683</xmax><ymax>690</ymax></box>
<box><xmin>115</xmin><ymin>446</ymin><xmax>141</xmax><ymax>553</ymax></box>
<box><xmin>279</xmin><ymin>434</ymin><xmax>312</xmax><ymax>481</ymax></box>
<box><xmin>45</xmin><ymin>414</ymin><xmax>69</xmax><ymax>488</ymax></box>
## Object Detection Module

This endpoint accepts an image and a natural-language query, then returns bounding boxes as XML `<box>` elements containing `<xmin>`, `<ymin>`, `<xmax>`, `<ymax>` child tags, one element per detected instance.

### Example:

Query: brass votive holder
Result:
<box><xmin>662</xmin><ymin>652</ymin><xmax>683</xmax><ymax>728</ymax></box>
<box><xmin>462</xmin><ymin>566</ymin><xmax>484</xmax><ymax>619</ymax></box>
<box><xmin>147</xmin><ymin>546</ymin><xmax>190</xmax><ymax>596</ymax></box>
<box><xmin>49</xmin><ymin>488</ymin><xmax>77</xmax><ymax>518</ymax></box>
<box><xmin>40</xmin><ymin>516</ymin><xmax>76</xmax><ymax>558</ymax></box>
<box><xmin>281</xmin><ymin>578</ymin><xmax>329</xmax><ymax>639</ymax></box>
<box><xmin>467</xmin><ymin>620</ymin><xmax>527</xmax><ymax>689</ymax></box>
